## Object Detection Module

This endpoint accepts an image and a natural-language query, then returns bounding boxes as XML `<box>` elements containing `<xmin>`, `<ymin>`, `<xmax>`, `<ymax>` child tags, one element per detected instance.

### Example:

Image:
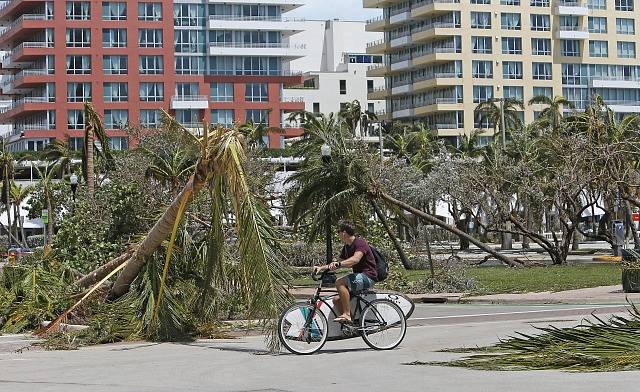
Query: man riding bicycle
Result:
<box><xmin>314</xmin><ymin>221</ymin><xmax>377</xmax><ymax>324</ymax></box>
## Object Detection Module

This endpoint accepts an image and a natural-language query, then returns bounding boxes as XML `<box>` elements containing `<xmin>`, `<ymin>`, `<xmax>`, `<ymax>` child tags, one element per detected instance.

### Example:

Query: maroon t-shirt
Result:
<box><xmin>339</xmin><ymin>238</ymin><xmax>378</xmax><ymax>280</ymax></box>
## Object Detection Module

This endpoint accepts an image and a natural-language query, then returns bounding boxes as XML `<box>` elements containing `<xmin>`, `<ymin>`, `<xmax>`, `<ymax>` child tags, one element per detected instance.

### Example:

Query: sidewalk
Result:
<box><xmin>289</xmin><ymin>285</ymin><xmax>640</xmax><ymax>305</ymax></box>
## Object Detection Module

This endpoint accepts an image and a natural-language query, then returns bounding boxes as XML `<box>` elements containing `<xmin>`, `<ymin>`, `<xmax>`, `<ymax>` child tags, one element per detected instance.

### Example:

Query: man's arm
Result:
<box><xmin>315</xmin><ymin>251</ymin><xmax>364</xmax><ymax>273</ymax></box>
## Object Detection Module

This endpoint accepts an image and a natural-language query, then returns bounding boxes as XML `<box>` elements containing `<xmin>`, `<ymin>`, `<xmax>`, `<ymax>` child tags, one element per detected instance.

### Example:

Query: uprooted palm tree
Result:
<box><xmin>143</xmin><ymin>147</ymin><xmax>196</xmax><ymax>198</ymax></box>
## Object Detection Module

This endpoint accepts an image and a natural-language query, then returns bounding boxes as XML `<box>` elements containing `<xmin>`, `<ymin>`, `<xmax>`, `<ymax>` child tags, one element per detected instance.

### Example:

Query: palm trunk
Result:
<box><xmin>4</xmin><ymin>168</ymin><xmax>11</xmax><ymax>247</ymax></box>
<box><xmin>370</xmin><ymin>199</ymin><xmax>411</xmax><ymax>270</ymax></box>
<box><xmin>86</xmin><ymin>129</ymin><xmax>94</xmax><ymax>198</ymax></box>
<box><xmin>46</xmin><ymin>190</ymin><xmax>53</xmax><ymax>246</ymax></box>
<box><xmin>379</xmin><ymin>192</ymin><xmax>518</xmax><ymax>267</ymax></box>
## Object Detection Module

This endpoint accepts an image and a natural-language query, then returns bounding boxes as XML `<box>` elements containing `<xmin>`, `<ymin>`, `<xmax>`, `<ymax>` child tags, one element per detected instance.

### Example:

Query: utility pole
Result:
<box><xmin>499</xmin><ymin>96</ymin><xmax>512</xmax><ymax>250</ymax></box>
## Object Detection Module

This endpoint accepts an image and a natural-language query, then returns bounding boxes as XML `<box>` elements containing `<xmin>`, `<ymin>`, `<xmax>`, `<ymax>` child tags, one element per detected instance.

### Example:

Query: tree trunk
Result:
<box><xmin>370</xmin><ymin>199</ymin><xmax>411</xmax><ymax>270</ymax></box>
<box><xmin>571</xmin><ymin>228</ymin><xmax>580</xmax><ymax>251</ymax></box>
<box><xmin>46</xmin><ymin>191</ymin><xmax>54</xmax><ymax>246</ymax></box>
<box><xmin>522</xmin><ymin>196</ymin><xmax>530</xmax><ymax>250</ymax></box>
<box><xmin>4</xmin><ymin>167</ymin><xmax>11</xmax><ymax>247</ymax></box>
<box><xmin>378</xmin><ymin>192</ymin><xmax>518</xmax><ymax>267</ymax></box>
<box><xmin>501</xmin><ymin>222</ymin><xmax>513</xmax><ymax>250</ymax></box>
<box><xmin>424</xmin><ymin>226</ymin><xmax>435</xmax><ymax>278</ymax></box>
<box><xmin>86</xmin><ymin>129</ymin><xmax>94</xmax><ymax>198</ymax></box>
<box><xmin>625</xmin><ymin>200</ymin><xmax>640</xmax><ymax>249</ymax></box>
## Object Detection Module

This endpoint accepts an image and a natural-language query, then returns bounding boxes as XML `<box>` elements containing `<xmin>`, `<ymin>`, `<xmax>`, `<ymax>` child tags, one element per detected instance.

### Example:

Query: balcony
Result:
<box><xmin>0</xmin><ymin>14</ymin><xmax>52</xmax><ymax>45</ymax></box>
<box><xmin>391</xmin><ymin>83</ymin><xmax>412</xmax><ymax>96</ymax></box>
<box><xmin>413</xmin><ymin>72</ymin><xmax>462</xmax><ymax>92</ymax></box>
<box><xmin>365</xmin><ymin>16</ymin><xmax>388</xmax><ymax>32</ymax></box>
<box><xmin>1</xmin><ymin>68</ymin><xmax>50</xmax><ymax>94</ymax></box>
<box><xmin>207</xmin><ymin>0</ymin><xmax>304</xmax><ymax>12</ymax></box>
<box><xmin>170</xmin><ymin>95</ymin><xmax>209</xmax><ymax>110</ymax></box>
<box><xmin>1</xmin><ymin>41</ymin><xmax>52</xmax><ymax>69</ymax></box>
<box><xmin>392</xmin><ymin>108</ymin><xmax>414</xmax><ymax>119</ymax></box>
<box><xmin>209</xmin><ymin>42</ymin><xmax>306</xmax><ymax>58</ymax></box>
<box><xmin>363</xmin><ymin>0</ymin><xmax>397</xmax><ymax>8</ymax></box>
<box><xmin>606</xmin><ymin>101</ymin><xmax>640</xmax><ymax>113</ymax></box>
<box><xmin>412</xmin><ymin>0</ymin><xmax>461</xmax><ymax>18</ymax></box>
<box><xmin>413</xmin><ymin>47</ymin><xmax>460</xmax><ymax>66</ymax></box>
<box><xmin>415</xmin><ymin>97</ymin><xmax>462</xmax><ymax>116</ymax></box>
<box><xmin>432</xmin><ymin>123</ymin><xmax>464</xmax><ymax>136</ymax></box>
<box><xmin>391</xmin><ymin>58</ymin><xmax>412</xmax><ymax>71</ymax></box>
<box><xmin>591</xmin><ymin>76</ymin><xmax>640</xmax><ymax>89</ymax></box>
<box><xmin>208</xmin><ymin>15</ymin><xmax>306</xmax><ymax>36</ymax></box>
<box><xmin>555</xmin><ymin>1</ymin><xmax>588</xmax><ymax>15</ymax></box>
<box><xmin>412</xmin><ymin>22</ymin><xmax>460</xmax><ymax>43</ymax></box>
<box><xmin>366</xmin><ymin>64</ymin><xmax>389</xmax><ymax>77</ymax></box>
<box><xmin>366</xmin><ymin>39</ymin><xmax>390</xmax><ymax>54</ymax></box>
<box><xmin>555</xmin><ymin>26</ymin><xmax>589</xmax><ymax>39</ymax></box>
<box><xmin>389</xmin><ymin>7</ymin><xmax>411</xmax><ymax>25</ymax></box>
<box><xmin>368</xmin><ymin>86</ymin><xmax>390</xmax><ymax>100</ymax></box>
<box><xmin>0</xmin><ymin>96</ymin><xmax>54</xmax><ymax>120</ymax></box>
<box><xmin>0</xmin><ymin>0</ymin><xmax>46</xmax><ymax>22</ymax></box>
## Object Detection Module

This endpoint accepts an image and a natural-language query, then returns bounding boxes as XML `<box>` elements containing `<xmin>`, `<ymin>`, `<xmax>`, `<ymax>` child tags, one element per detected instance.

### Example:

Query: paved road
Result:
<box><xmin>1</xmin><ymin>303</ymin><xmax>638</xmax><ymax>392</ymax></box>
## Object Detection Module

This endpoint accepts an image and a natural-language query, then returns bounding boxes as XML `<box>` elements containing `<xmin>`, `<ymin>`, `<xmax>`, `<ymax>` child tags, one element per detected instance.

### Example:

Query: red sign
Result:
<box><xmin>633</xmin><ymin>213</ymin><xmax>640</xmax><ymax>222</ymax></box>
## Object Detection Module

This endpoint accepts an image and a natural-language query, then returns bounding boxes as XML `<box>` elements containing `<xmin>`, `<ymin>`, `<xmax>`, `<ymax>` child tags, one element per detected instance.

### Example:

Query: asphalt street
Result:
<box><xmin>1</xmin><ymin>303</ymin><xmax>639</xmax><ymax>392</ymax></box>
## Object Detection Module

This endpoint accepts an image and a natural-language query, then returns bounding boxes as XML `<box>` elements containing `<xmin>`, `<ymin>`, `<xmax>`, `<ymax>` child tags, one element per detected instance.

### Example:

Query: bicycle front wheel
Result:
<box><xmin>278</xmin><ymin>303</ymin><xmax>328</xmax><ymax>355</ymax></box>
<box><xmin>360</xmin><ymin>299</ymin><xmax>406</xmax><ymax>350</ymax></box>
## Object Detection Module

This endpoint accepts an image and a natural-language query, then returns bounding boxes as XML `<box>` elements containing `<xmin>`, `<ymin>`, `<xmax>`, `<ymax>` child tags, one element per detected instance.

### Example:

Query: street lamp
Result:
<box><xmin>70</xmin><ymin>173</ymin><xmax>78</xmax><ymax>207</ymax></box>
<box><xmin>320</xmin><ymin>143</ymin><xmax>332</xmax><ymax>265</ymax></box>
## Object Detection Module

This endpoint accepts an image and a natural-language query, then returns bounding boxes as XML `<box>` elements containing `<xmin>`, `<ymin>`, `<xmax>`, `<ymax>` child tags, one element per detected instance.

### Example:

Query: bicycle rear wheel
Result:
<box><xmin>360</xmin><ymin>299</ymin><xmax>406</xmax><ymax>350</ymax></box>
<box><xmin>278</xmin><ymin>303</ymin><xmax>328</xmax><ymax>355</ymax></box>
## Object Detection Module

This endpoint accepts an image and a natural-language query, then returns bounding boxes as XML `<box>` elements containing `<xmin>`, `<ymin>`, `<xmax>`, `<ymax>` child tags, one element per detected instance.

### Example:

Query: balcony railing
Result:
<box><xmin>171</xmin><ymin>95</ymin><xmax>209</xmax><ymax>102</ymax></box>
<box><xmin>367</xmin><ymin>64</ymin><xmax>387</xmax><ymax>71</ymax></box>
<box><xmin>282</xmin><ymin>96</ymin><xmax>304</xmax><ymax>102</ymax></box>
<box><xmin>390</xmin><ymin>6</ymin><xmax>410</xmax><ymax>16</ymax></box>
<box><xmin>0</xmin><ymin>96</ymin><xmax>53</xmax><ymax>113</ymax></box>
<box><xmin>413</xmin><ymin>21</ymin><xmax>460</xmax><ymax>33</ymax></box>
<box><xmin>558</xmin><ymin>1</ymin><xmax>586</xmax><ymax>6</ymax></box>
<box><xmin>208</xmin><ymin>15</ymin><xmax>305</xmax><ymax>22</ymax></box>
<box><xmin>0</xmin><ymin>14</ymin><xmax>52</xmax><ymax>39</ymax></box>
<box><xmin>367</xmin><ymin>39</ymin><xmax>385</xmax><ymax>48</ymax></box>
<box><xmin>366</xmin><ymin>15</ymin><xmax>385</xmax><ymax>24</ymax></box>
<box><xmin>557</xmin><ymin>26</ymin><xmax>588</xmax><ymax>31</ymax></box>
<box><xmin>414</xmin><ymin>72</ymin><xmax>462</xmax><ymax>82</ymax></box>
<box><xmin>209</xmin><ymin>42</ymin><xmax>306</xmax><ymax>49</ymax></box>
<box><xmin>415</xmin><ymin>0</ymin><xmax>460</xmax><ymax>7</ymax></box>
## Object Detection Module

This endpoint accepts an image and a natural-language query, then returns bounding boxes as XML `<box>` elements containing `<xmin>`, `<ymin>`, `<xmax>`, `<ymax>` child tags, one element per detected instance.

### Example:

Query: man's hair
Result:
<box><xmin>338</xmin><ymin>221</ymin><xmax>356</xmax><ymax>236</ymax></box>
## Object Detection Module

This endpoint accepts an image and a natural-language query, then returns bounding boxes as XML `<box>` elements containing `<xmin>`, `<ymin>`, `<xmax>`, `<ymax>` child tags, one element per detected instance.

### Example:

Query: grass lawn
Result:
<box><xmin>292</xmin><ymin>263</ymin><xmax>622</xmax><ymax>295</ymax></box>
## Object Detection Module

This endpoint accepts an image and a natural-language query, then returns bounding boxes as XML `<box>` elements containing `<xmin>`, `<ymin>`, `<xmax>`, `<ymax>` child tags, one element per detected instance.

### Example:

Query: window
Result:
<box><xmin>102</xmin><ymin>2</ymin><xmax>127</xmax><ymax>20</ymax></box>
<box><xmin>66</xmin><ymin>1</ymin><xmax>90</xmax><ymax>20</ymax></box>
<box><xmin>588</xmin><ymin>17</ymin><xmax>607</xmax><ymax>33</ymax></box>
<box><xmin>175</xmin><ymin>83</ymin><xmax>199</xmax><ymax>98</ymax></box>
<box><xmin>212</xmin><ymin>109</ymin><xmax>234</xmax><ymax>127</ymax></box>
<box><xmin>103</xmin><ymin>82</ymin><xmax>128</xmax><ymax>102</ymax></box>
<box><xmin>103</xmin><ymin>55</ymin><xmax>127</xmax><ymax>74</ymax></box>
<box><xmin>561</xmin><ymin>40</ymin><xmax>581</xmax><ymax>56</ymax></box>
<box><xmin>503</xmin><ymin>86</ymin><xmax>523</xmax><ymax>101</ymax></box>
<box><xmin>532</xmin><ymin>62</ymin><xmax>552</xmax><ymax>80</ymax></box>
<box><xmin>471</xmin><ymin>12</ymin><xmax>491</xmax><ymax>29</ymax></box>
<box><xmin>140</xmin><ymin>109</ymin><xmax>161</xmax><ymax>127</ymax></box>
<box><xmin>501</xmin><ymin>0</ymin><xmax>520</xmax><ymax>4</ymax></box>
<box><xmin>109</xmin><ymin>137</ymin><xmax>128</xmax><ymax>151</ymax></box>
<box><xmin>245</xmin><ymin>83</ymin><xmax>268</xmax><ymax>102</ymax></box>
<box><xmin>530</xmin><ymin>14</ymin><xmax>550</xmax><ymax>31</ymax></box>
<box><xmin>473</xmin><ymin>85</ymin><xmax>493</xmax><ymax>103</ymax></box>
<box><xmin>472</xmin><ymin>0</ymin><xmax>490</xmax><ymax>3</ymax></box>
<box><xmin>104</xmin><ymin>109</ymin><xmax>128</xmax><ymax>129</ymax></box>
<box><xmin>501</xmin><ymin>13</ymin><xmax>521</xmax><ymax>30</ymax></box>
<box><xmin>67</xmin><ymin>82</ymin><xmax>91</xmax><ymax>102</ymax></box>
<box><xmin>138</xmin><ymin>2</ymin><xmax>162</xmax><ymax>21</ymax></box>
<box><xmin>618</xmin><ymin>41</ymin><xmax>636</xmax><ymax>58</ymax></box>
<box><xmin>615</xmin><ymin>0</ymin><xmax>633</xmax><ymax>10</ymax></box>
<box><xmin>559</xmin><ymin>16</ymin><xmax>579</xmax><ymax>30</ymax></box>
<box><xmin>175</xmin><ymin>110</ymin><xmax>199</xmax><ymax>126</ymax></box>
<box><xmin>589</xmin><ymin>40</ymin><xmax>608</xmax><ymax>57</ymax></box>
<box><xmin>503</xmin><ymin>61</ymin><xmax>523</xmax><ymax>79</ymax></box>
<box><xmin>103</xmin><ymin>29</ymin><xmax>127</xmax><ymax>47</ymax></box>
<box><xmin>472</xmin><ymin>36</ymin><xmax>492</xmax><ymax>53</ymax></box>
<box><xmin>246</xmin><ymin>109</ymin><xmax>269</xmax><ymax>125</ymax></box>
<box><xmin>173</xmin><ymin>4</ymin><xmax>205</xmax><ymax>27</ymax></box>
<box><xmin>530</xmin><ymin>0</ymin><xmax>549</xmax><ymax>5</ymax></box>
<box><xmin>66</xmin><ymin>28</ymin><xmax>91</xmax><ymax>47</ymax></box>
<box><xmin>531</xmin><ymin>38</ymin><xmax>551</xmax><ymax>55</ymax></box>
<box><xmin>139</xmin><ymin>83</ymin><xmax>164</xmax><ymax>101</ymax></box>
<box><xmin>313</xmin><ymin>102</ymin><xmax>320</xmax><ymax>113</ymax></box>
<box><xmin>67</xmin><ymin>110</ymin><xmax>85</xmax><ymax>130</ymax></box>
<box><xmin>139</xmin><ymin>56</ymin><xmax>163</xmax><ymax>74</ymax></box>
<box><xmin>533</xmin><ymin>87</ymin><xmax>553</xmax><ymax>98</ymax></box>
<box><xmin>502</xmin><ymin>37</ymin><xmax>522</xmax><ymax>54</ymax></box>
<box><xmin>472</xmin><ymin>60</ymin><xmax>493</xmax><ymax>78</ymax></box>
<box><xmin>367</xmin><ymin>80</ymin><xmax>374</xmax><ymax>92</ymax></box>
<box><xmin>588</xmin><ymin>0</ymin><xmax>606</xmax><ymax>8</ymax></box>
<box><xmin>66</xmin><ymin>55</ymin><xmax>91</xmax><ymax>74</ymax></box>
<box><xmin>616</xmin><ymin>18</ymin><xmax>635</xmax><ymax>34</ymax></box>
<box><xmin>367</xmin><ymin>103</ymin><xmax>375</xmax><ymax>113</ymax></box>
<box><xmin>211</xmin><ymin>83</ymin><xmax>233</xmax><ymax>102</ymax></box>
<box><xmin>174</xmin><ymin>30</ymin><xmax>205</xmax><ymax>53</ymax></box>
<box><xmin>339</xmin><ymin>80</ymin><xmax>347</xmax><ymax>94</ymax></box>
<box><xmin>138</xmin><ymin>29</ymin><xmax>162</xmax><ymax>47</ymax></box>
<box><xmin>175</xmin><ymin>56</ymin><xmax>205</xmax><ymax>74</ymax></box>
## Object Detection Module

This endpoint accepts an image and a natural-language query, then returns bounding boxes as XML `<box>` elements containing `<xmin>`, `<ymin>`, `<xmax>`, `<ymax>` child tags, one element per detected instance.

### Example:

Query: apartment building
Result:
<box><xmin>364</xmin><ymin>0</ymin><xmax>640</xmax><ymax>140</ymax></box>
<box><xmin>283</xmin><ymin>20</ymin><xmax>386</xmax><ymax>128</ymax></box>
<box><xmin>0</xmin><ymin>0</ymin><xmax>307</xmax><ymax>152</ymax></box>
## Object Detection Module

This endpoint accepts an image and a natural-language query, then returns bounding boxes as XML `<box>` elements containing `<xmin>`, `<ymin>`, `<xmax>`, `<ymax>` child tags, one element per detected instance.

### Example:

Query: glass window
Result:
<box><xmin>140</xmin><ymin>109</ymin><xmax>161</xmax><ymax>127</ymax></box>
<box><xmin>615</xmin><ymin>0</ymin><xmax>633</xmax><ymax>10</ymax></box>
<box><xmin>472</xmin><ymin>60</ymin><xmax>493</xmax><ymax>78</ymax></box>
<box><xmin>530</xmin><ymin>14</ymin><xmax>550</xmax><ymax>31</ymax></box>
<box><xmin>503</xmin><ymin>61</ymin><xmax>523</xmax><ymax>79</ymax></box>
<box><xmin>138</xmin><ymin>2</ymin><xmax>162</xmax><ymax>21</ymax></box>
<box><xmin>138</xmin><ymin>29</ymin><xmax>163</xmax><ymax>47</ymax></box>
<box><xmin>104</xmin><ymin>109</ymin><xmax>129</xmax><ymax>129</ymax></box>
<box><xmin>501</xmin><ymin>13</ymin><xmax>521</xmax><ymax>30</ymax></box>
<box><xmin>175</xmin><ymin>82</ymin><xmax>199</xmax><ymax>98</ymax></box>
<box><xmin>472</xmin><ymin>36</ymin><xmax>492</xmax><ymax>54</ymax></box>
<box><xmin>139</xmin><ymin>55</ymin><xmax>163</xmax><ymax>74</ymax></box>
<box><xmin>533</xmin><ymin>86</ymin><xmax>553</xmax><ymax>98</ymax></box>
<box><xmin>109</xmin><ymin>137</ymin><xmax>128</xmax><ymax>151</ymax></box>
<box><xmin>211</xmin><ymin>109</ymin><xmax>234</xmax><ymax>127</ymax></box>
<box><xmin>139</xmin><ymin>82</ymin><xmax>164</xmax><ymax>101</ymax></box>
<box><xmin>175</xmin><ymin>110</ymin><xmax>199</xmax><ymax>126</ymax></box>
<box><xmin>471</xmin><ymin>0</ymin><xmax>490</xmax><ymax>3</ymax></box>
<box><xmin>588</xmin><ymin>0</ymin><xmax>606</xmax><ymax>8</ymax></box>
<box><xmin>561</xmin><ymin>40</ymin><xmax>581</xmax><ymax>56</ymax></box>
<box><xmin>66</xmin><ymin>55</ymin><xmax>91</xmax><ymax>74</ymax></box>
<box><xmin>532</xmin><ymin>62</ymin><xmax>552</xmax><ymax>80</ymax></box>
<box><xmin>501</xmin><ymin>0</ymin><xmax>520</xmax><ymax>4</ymax></box>
<box><xmin>503</xmin><ymin>86</ymin><xmax>523</xmax><ymax>101</ymax></box>
<box><xmin>102</xmin><ymin>2</ymin><xmax>127</xmax><ymax>20</ymax></box>
<box><xmin>473</xmin><ymin>85</ymin><xmax>493</xmax><ymax>103</ymax></box>
<box><xmin>501</xmin><ymin>37</ymin><xmax>522</xmax><ymax>54</ymax></box>
<box><xmin>103</xmin><ymin>29</ymin><xmax>127</xmax><ymax>47</ymax></box>
<box><xmin>175</xmin><ymin>30</ymin><xmax>205</xmax><ymax>53</ymax></box>
<box><xmin>588</xmin><ymin>17</ymin><xmax>607</xmax><ymax>33</ymax></box>
<box><xmin>471</xmin><ymin>12</ymin><xmax>491</xmax><ymax>29</ymax></box>
<box><xmin>616</xmin><ymin>18</ymin><xmax>635</xmax><ymax>34</ymax></box>
<box><xmin>531</xmin><ymin>38</ymin><xmax>551</xmax><ymax>55</ymax></box>
<box><xmin>559</xmin><ymin>16</ymin><xmax>580</xmax><ymax>30</ymax></box>
<box><xmin>66</xmin><ymin>28</ymin><xmax>91</xmax><ymax>47</ymax></box>
<box><xmin>174</xmin><ymin>4</ymin><xmax>205</xmax><ymax>27</ymax></box>
<box><xmin>589</xmin><ymin>40</ymin><xmax>608</xmax><ymax>57</ymax></box>
<box><xmin>245</xmin><ymin>109</ymin><xmax>269</xmax><ymax>125</ymax></box>
<box><xmin>66</xmin><ymin>1</ymin><xmax>90</xmax><ymax>20</ymax></box>
<box><xmin>67</xmin><ymin>82</ymin><xmax>91</xmax><ymax>102</ymax></box>
<box><xmin>530</xmin><ymin>0</ymin><xmax>549</xmax><ymax>5</ymax></box>
<box><xmin>103</xmin><ymin>55</ymin><xmax>128</xmax><ymax>74</ymax></box>
<box><xmin>67</xmin><ymin>110</ymin><xmax>85</xmax><ymax>130</ymax></box>
<box><xmin>618</xmin><ymin>41</ymin><xmax>636</xmax><ymax>58</ymax></box>
<box><xmin>103</xmin><ymin>82</ymin><xmax>128</xmax><ymax>102</ymax></box>
<box><xmin>211</xmin><ymin>83</ymin><xmax>233</xmax><ymax>102</ymax></box>
<box><xmin>175</xmin><ymin>56</ymin><xmax>205</xmax><ymax>75</ymax></box>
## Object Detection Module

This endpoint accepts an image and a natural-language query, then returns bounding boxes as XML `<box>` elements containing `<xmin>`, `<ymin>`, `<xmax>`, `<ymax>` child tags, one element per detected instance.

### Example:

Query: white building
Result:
<box><xmin>284</xmin><ymin>20</ymin><xmax>386</xmax><ymax>127</ymax></box>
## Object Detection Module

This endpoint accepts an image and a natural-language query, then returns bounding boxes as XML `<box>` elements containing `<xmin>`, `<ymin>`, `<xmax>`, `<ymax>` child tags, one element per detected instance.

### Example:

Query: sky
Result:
<box><xmin>287</xmin><ymin>0</ymin><xmax>381</xmax><ymax>21</ymax></box>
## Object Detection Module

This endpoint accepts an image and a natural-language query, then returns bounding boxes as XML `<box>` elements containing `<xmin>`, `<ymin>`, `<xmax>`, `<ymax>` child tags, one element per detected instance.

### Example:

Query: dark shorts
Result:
<box><xmin>343</xmin><ymin>273</ymin><xmax>375</xmax><ymax>294</ymax></box>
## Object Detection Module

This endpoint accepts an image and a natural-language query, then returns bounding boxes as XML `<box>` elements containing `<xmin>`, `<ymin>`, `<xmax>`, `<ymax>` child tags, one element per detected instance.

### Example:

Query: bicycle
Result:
<box><xmin>278</xmin><ymin>270</ymin><xmax>415</xmax><ymax>355</ymax></box>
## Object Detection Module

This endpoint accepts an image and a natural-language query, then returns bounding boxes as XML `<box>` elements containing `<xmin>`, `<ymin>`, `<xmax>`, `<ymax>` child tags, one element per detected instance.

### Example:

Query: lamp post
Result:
<box><xmin>321</xmin><ymin>143</ymin><xmax>332</xmax><ymax>265</ymax></box>
<box><xmin>70</xmin><ymin>174</ymin><xmax>78</xmax><ymax>212</ymax></box>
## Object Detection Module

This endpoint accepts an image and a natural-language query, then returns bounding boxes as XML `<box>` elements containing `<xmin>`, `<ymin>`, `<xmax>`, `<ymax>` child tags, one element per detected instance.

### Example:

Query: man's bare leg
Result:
<box><xmin>335</xmin><ymin>279</ymin><xmax>352</xmax><ymax>322</ymax></box>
